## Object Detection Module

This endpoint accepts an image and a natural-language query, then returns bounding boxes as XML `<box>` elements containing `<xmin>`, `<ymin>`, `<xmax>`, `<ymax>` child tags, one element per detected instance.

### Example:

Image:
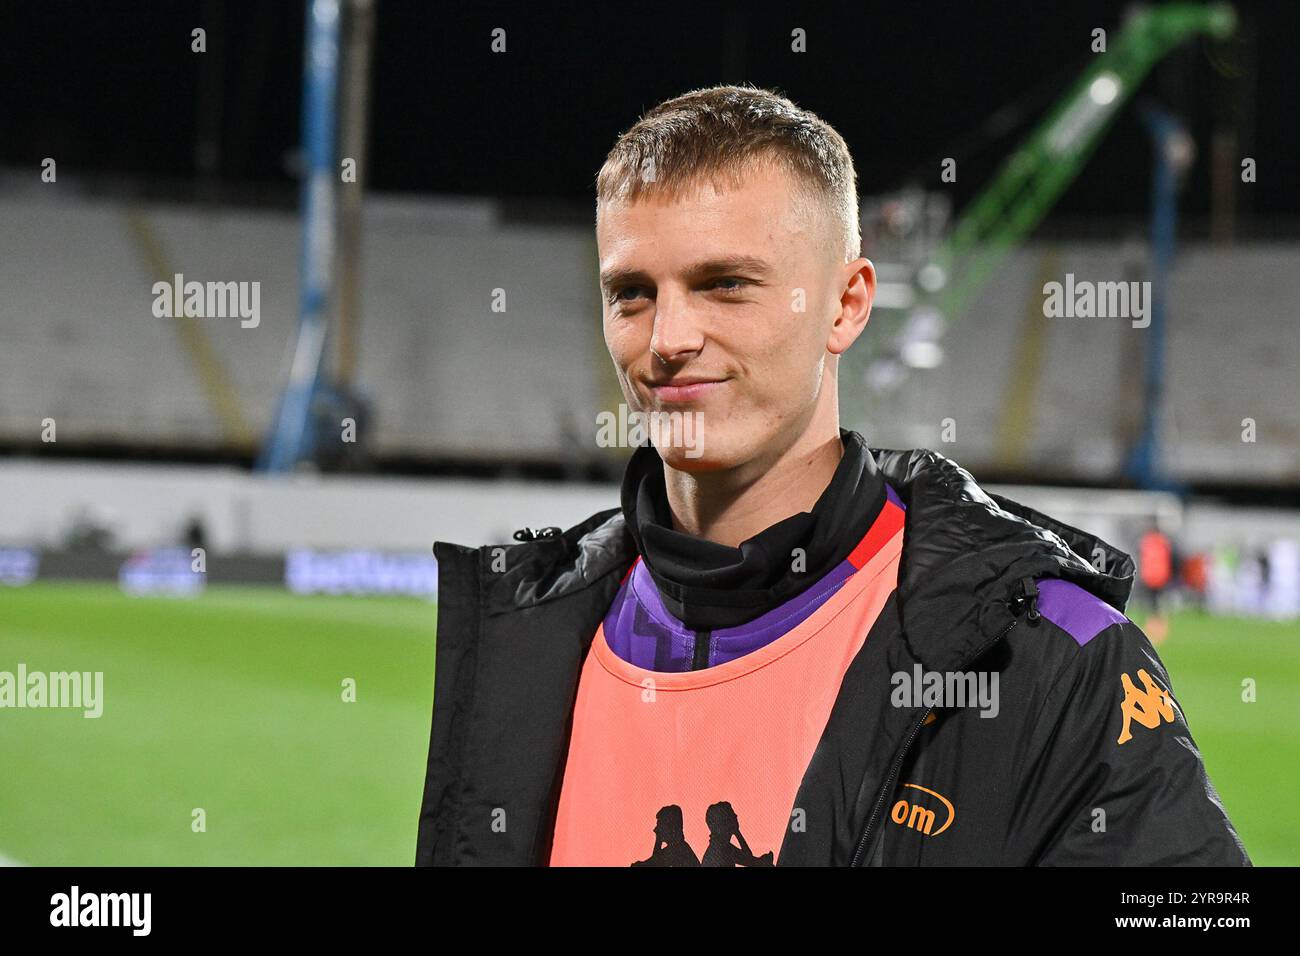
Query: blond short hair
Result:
<box><xmin>596</xmin><ymin>85</ymin><xmax>861</xmax><ymax>262</ymax></box>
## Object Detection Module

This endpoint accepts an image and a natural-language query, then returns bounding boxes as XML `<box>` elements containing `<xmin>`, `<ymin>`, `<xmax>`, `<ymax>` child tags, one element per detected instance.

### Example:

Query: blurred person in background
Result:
<box><xmin>1265</xmin><ymin>539</ymin><xmax>1298</xmax><ymax>620</ymax></box>
<box><xmin>1138</xmin><ymin>522</ymin><xmax>1174</xmax><ymax>642</ymax></box>
<box><xmin>1181</xmin><ymin>550</ymin><xmax>1209</xmax><ymax>613</ymax></box>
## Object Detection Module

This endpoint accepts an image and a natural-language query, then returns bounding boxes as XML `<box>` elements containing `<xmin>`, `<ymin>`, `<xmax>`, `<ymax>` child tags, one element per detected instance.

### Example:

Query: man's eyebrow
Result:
<box><xmin>685</xmin><ymin>255</ymin><xmax>772</xmax><ymax>279</ymax></box>
<box><xmin>599</xmin><ymin>266</ymin><xmax>651</xmax><ymax>290</ymax></box>
<box><xmin>600</xmin><ymin>256</ymin><xmax>772</xmax><ymax>289</ymax></box>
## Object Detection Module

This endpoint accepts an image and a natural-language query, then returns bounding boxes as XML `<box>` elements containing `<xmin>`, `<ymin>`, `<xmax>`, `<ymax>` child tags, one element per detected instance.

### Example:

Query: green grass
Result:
<box><xmin>1134</xmin><ymin>610</ymin><xmax>1300</xmax><ymax>866</ymax></box>
<box><xmin>0</xmin><ymin>585</ymin><xmax>1295</xmax><ymax>865</ymax></box>
<box><xmin>0</xmin><ymin>583</ymin><xmax>437</xmax><ymax>865</ymax></box>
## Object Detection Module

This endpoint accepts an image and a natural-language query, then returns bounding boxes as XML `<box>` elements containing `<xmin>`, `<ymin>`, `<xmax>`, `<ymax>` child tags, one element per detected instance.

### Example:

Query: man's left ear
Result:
<box><xmin>827</xmin><ymin>257</ymin><xmax>876</xmax><ymax>355</ymax></box>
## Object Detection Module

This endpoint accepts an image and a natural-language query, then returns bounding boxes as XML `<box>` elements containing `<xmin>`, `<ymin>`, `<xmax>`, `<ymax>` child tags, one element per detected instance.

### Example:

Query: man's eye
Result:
<box><xmin>612</xmin><ymin>286</ymin><xmax>649</xmax><ymax>303</ymax></box>
<box><xmin>709</xmin><ymin>277</ymin><xmax>747</xmax><ymax>292</ymax></box>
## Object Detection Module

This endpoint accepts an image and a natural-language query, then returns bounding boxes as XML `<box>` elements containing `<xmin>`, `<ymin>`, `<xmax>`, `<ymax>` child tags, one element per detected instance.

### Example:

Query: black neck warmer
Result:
<box><xmin>619</xmin><ymin>429</ymin><xmax>886</xmax><ymax>631</ymax></box>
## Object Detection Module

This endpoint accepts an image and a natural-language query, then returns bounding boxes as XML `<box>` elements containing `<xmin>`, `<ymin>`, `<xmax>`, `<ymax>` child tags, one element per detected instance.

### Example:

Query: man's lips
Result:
<box><xmin>645</xmin><ymin>378</ymin><xmax>728</xmax><ymax>404</ymax></box>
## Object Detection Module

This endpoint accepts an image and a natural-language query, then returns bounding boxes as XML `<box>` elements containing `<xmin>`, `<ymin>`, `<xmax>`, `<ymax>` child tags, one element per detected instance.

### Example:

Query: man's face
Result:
<box><xmin>597</xmin><ymin>161</ymin><xmax>868</xmax><ymax>472</ymax></box>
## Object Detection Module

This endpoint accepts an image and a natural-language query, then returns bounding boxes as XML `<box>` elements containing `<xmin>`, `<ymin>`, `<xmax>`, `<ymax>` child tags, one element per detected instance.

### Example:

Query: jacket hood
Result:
<box><xmin>478</xmin><ymin>445</ymin><xmax>1136</xmax><ymax>673</ymax></box>
<box><xmin>871</xmin><ymin>448</ymin><xmax>1135</xmax><ymax>671</ymax></box>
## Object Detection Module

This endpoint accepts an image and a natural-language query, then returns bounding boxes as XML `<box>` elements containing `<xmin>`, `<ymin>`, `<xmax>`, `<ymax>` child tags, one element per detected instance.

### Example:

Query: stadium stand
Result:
<box><xmin>2</xmin><ymin>195</ymin><xmax>1296</xmax><ymax>483</ymax></box>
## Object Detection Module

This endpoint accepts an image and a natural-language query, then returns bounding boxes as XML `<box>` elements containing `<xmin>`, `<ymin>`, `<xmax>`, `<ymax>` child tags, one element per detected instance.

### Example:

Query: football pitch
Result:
<box><xmin>1</xmin><ymin>583</ymin><xmax>1296</xmax><ymax>865</ymax></box>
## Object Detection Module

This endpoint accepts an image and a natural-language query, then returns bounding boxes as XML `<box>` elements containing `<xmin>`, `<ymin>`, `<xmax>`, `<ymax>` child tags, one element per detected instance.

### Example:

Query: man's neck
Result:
<box><xmin>661</xmin><ymin>428</ymin><xmax>845</xmax><ymax>549</ymax></box>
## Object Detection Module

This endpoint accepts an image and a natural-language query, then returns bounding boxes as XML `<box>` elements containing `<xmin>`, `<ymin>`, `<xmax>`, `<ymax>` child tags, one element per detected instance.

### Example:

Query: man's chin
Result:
<box><xmin>651</xmin><ymin>421</ymin><xmax>790</xmax><ymax>475</ymax></box>
<box><xmin>656</xmin><ymin>448</ymin><xmax>724</xmax><ymax>473</ymax></box>
<box><xmin>654</xmin><ymin>439</ymin><xmax>740</xmax><ymax>474</ymax></box>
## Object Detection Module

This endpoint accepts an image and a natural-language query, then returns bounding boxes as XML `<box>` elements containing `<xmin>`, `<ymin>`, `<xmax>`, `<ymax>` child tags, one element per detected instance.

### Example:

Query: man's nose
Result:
<box><xmin>649</xmin><ymin>290</ymin><xmax>705</xmax><ymax>363</ymax></box>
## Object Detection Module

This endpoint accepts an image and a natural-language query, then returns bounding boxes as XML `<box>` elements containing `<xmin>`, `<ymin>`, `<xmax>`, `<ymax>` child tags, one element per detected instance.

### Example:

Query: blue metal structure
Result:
<box><xmin>259</xmin><ymin>0</ymin><xmax>341</xmax><ymax>473</ymax></box>
<box><xmin>1125</xmin><ymin>104</ymin><xmax>1192</xmax><ymax>493</ymax></box>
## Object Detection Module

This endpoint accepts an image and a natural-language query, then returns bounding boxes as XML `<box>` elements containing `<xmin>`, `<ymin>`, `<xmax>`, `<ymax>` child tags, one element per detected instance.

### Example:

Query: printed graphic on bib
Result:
<box><xmin>631</xmin><ymin>802</ymin><xmax>774</xmax><ymax>867</ymax></box>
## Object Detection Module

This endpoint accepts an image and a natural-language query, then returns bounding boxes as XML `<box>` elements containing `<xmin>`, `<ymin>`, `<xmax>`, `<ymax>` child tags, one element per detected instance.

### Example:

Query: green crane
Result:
<box><xmin>877</xmin><ymin>3</ymin><xmax>1237</xmax><ymax>365</ymax></box>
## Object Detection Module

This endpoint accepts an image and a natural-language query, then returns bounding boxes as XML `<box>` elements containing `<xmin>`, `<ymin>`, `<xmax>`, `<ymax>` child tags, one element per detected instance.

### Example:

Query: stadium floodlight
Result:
<box><xmin>916</xmin><ymin>262</ymin><xmax>946</xmax><ymax>294</ymax></box>
<box><xmin>1089</xmin><ymin>72</ymin><xmax>1122</xmax><ymax>106</ymax></box>
<box><xmin>900</xmin><ymin>340</ymin><xmax>944</xmax><ymax>370</ymax></box>
<box><xmin>872</xmin><ymin>280</ymin><xmax>917</xmax><ymax>311</ymax></box>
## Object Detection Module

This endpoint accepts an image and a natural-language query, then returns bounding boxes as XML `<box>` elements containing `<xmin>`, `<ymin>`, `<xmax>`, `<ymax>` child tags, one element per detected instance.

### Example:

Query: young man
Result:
<box><xmin>416</xmin><ymin>86</ymin><xmax>1249</xmax><ymax>867</ymax></box>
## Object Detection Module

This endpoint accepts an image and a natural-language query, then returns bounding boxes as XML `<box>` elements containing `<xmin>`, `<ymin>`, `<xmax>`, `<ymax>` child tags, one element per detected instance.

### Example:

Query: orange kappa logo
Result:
<box><xmin>1117</xmin><ymin>667</ymin><xmax>1176</xmax><ymax>745</ymax></box>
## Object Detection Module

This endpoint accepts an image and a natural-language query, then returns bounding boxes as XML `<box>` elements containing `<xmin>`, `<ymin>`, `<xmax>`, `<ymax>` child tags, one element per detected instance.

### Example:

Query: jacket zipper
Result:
<box><xmin>848</xmin><ymin>577</ymin><xmax>1041</xmax><ymax>866</ymax></box>
<box><xmin>513</xmin><ymin>526</ymin><xmax>561</xmax><ymax>542</ymax></box>
<box><xmin>691</xmin><ymin>630</ymin><xmax>711</xmax><ymax>670</ymax></box>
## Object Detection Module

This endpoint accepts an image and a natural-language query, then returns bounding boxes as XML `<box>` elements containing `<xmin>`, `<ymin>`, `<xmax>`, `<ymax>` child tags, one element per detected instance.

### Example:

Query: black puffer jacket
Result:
<box><xmin>415</xmin><ymin>447</ymin><xmax>1250</xmax><ymax>866</ymax></box>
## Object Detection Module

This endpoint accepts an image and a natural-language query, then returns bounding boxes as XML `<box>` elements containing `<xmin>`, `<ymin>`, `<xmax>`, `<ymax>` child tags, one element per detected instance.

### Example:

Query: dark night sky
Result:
<box><xmin>2</xmin><ymin>0</ymin><xmax>1297</xmax><ymax>229</ymax></box>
